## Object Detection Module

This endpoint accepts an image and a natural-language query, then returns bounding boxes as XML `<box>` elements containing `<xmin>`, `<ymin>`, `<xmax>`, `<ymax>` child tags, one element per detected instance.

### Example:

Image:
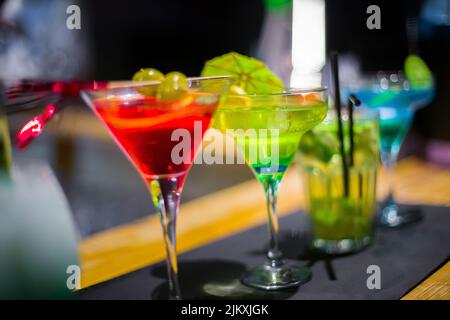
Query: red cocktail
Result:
<box><xmin>93</xmin><ymin>94</ymin><xmax>217</xmax><ymax>185</ymax></box>
<box><xmin>81</xmin><ymin>76</ymin><xmax>231</xmax><ymax>299</ymax></box>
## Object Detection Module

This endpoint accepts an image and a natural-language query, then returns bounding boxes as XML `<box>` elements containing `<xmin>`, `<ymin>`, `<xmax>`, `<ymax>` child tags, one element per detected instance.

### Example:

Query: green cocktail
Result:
<box><xmin>214</xmin><ymin>90</ymin><xmax>328</xmax><ymax>290</ymax></box>
<box><xmin>215</xmin><ymin>95</ymin><xmax>328</xmax><ymax>181</ymax></box>
<box><xmin>298</xmin><ymin>109</ymin><xmax>379</xmax><ymax>254</ymax></box>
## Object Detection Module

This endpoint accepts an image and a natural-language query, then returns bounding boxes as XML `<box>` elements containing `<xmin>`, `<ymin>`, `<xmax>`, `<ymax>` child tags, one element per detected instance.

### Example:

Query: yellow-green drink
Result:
<box><xmin>203</xmin><ymin>53</ymin><xmax>329</xmax><ymax>289</ymax></box>
<box><xmin>214</xmin><ymin>90</ymin><xmax>328</xmax><ymax>290</ymax></box>
<box><xmin>298</xmin><ymin>109</ymin><xmax>379</xmax><ymax>254</ymax></box>
<box><xmin>0</xmin><ymin>114</ymin><xmax>12</xmax><ymax>177</ymax></box>
<box><xmin>214</xmin><ymin>94</ymin><xmax>328</xmax><ymax>182</ymax></box>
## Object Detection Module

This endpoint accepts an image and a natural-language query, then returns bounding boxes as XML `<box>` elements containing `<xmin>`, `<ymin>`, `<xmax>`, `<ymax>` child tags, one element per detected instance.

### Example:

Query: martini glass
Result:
<box><xmin>343</xmin><ymin>72</ymin><xmax>434</xmax><ymax>227</ymax></box>
<box><xmin>81</xmin><ymin>76</ymin><xmax>231</xmax><ymax>299</ymax></box>
<box><xmin>214</xmin><ymin>89</ymin><xmax>328</xmax><ymax>290</ymax></box>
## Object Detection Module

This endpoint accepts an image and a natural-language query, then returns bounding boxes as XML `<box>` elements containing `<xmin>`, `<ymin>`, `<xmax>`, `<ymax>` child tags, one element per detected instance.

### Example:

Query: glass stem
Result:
<box><xmin>381</xmin><ymin>148</ymin><xmax>398</xmax><ymax>206</ymax></box>
<box><xmin>262</xmin><ymin>177</ymin><xmax>283</xmax><ymax>268</ymax></box>
<box><xmin>150</xmin><ymin>177</ymin><xmax>182</xmax><ymax>300</ymax></box>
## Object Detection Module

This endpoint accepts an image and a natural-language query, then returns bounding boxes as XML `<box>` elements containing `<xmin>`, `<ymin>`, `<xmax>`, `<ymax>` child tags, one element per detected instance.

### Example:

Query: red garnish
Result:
<box><xmin>16</xmin><ymin>104</ymin><xmax>58</xmax><ymax>149</ymax></box>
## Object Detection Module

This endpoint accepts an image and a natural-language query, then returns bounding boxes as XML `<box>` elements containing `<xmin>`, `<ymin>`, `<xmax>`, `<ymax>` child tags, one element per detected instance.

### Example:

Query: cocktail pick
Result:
<box><xmin>330</xmin><ymin>52</ymin><xmax>349</xmax><ymax>197</ymax></box>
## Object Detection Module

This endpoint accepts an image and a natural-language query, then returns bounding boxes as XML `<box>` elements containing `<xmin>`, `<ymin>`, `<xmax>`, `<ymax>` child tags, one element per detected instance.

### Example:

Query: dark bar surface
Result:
<box><xmin>79</xmin><ymin>204</ymin><xmax>450</xmax><ymax>300</ymax></box>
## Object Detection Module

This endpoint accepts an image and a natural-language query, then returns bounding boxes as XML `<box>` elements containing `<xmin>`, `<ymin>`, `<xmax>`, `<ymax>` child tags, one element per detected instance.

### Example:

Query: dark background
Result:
<box><xmin>80</xmin><ymin>0</ymin><xmax>449</xmax><ymax>141</ymax></box>
<box><xmin>82</xmin><ymin>0</ymin><xmax>265</xmax><ymax>79</ymax></box>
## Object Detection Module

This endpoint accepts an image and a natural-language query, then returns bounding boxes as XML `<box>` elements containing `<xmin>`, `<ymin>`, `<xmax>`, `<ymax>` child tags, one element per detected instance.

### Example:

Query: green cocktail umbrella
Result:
<box><xmin>201</xmin><ymin>52</ymin><xmax>284</xmax><ymax>94</ymax></box>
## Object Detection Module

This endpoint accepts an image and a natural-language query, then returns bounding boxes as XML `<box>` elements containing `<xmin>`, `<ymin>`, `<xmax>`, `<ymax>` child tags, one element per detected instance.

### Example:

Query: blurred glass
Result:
<box><xmin>0</xmin><ymin>112</ymin><xmax>12</xmax><ymax>177</ymax></box>
<box><xmin>257</xmin><ymin>0</ymin><xmax>293</xmax><ymax>84</ymax></box>
<box><xmin>0</xmin><ymin>79</ymin><xmax>12</xmax><ymax>178</ymax></box>
<box><xmin>422</xmin><ymin>0</ymin><xmax>450</xmax><ymax>27</ymax></box>
<box><xmin>298</xmin><ymin>108</ymin><xmax>380</xmax><ymax>254</ymax></box>
<box><xmin>0</xmin><ymin>159</ymin><xmax>79</xmax><ymax>299</ymax></box>
<box><xmin>0</xmin><ymin>0</ymin><xmax>87</xmax><ymax>81</ymax></box>
<box><xmin>342</xmin><ymin>71</ymin><xmax>435</xmax><ymax>227</ymax></box>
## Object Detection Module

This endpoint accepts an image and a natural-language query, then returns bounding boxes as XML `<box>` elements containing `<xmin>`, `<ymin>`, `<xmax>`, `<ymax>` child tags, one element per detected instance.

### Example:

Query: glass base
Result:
<box><xmin>241</xmin><ymin>261</ymin><xmax>311</xmax><ymax>290</ymax></box>
<box><xmin>312</xmin><ymin>236</ymin><xmax>371</xmax><ymax>255</ymax></box>
<box><xmin>379</xmin><ymin>202</ymin><xmax>422</xmax><ymax>227</ymax></box>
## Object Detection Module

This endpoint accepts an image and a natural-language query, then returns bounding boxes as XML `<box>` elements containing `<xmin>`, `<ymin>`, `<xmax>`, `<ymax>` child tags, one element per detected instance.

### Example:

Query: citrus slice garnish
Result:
<box><xmin>404</xmin><ymin>54</ymin><xmax>432</xmax><ymax>89</ymax></box>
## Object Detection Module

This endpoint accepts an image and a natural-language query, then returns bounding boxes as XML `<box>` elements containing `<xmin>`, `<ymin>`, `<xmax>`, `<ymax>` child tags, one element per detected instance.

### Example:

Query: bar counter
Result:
<box><xmin>78</xmin><ymin>157</ymin><xmax>450</xmax><ymax>299</ymax></box>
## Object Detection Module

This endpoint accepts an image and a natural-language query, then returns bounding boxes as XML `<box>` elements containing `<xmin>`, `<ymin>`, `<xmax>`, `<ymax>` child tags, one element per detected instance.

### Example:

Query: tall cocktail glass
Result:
<box><xmin>214</xmin><ymin>89</ymin><xmax>328</xmax><ymax>290</ymax></box>
<box><xmin>82</xmin><ymin>76</ymin><xmax>231</xmax><ymax>299</ymax></box>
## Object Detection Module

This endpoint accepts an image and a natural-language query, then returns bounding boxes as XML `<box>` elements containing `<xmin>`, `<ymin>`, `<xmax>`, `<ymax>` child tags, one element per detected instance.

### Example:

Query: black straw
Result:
<box><xmin>348</xmin><ymin>94</ymin><xmax>361</xmax><ymax>167</ymax></box>
<box><xmin>330</xmin><ymin>52</ymin><xmax>349</xmax><ymax>197</ymax></box>
<box><xmin>348</xmin><ymin>99</ymin><xmax>354</xmax><ymax>167</ymax></box>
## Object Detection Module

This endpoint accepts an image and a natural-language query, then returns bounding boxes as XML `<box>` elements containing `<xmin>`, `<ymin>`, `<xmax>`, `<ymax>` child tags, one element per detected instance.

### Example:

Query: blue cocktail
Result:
<box><xmin>343</xmin><ymin>72</ymin><xmax>434</xmax><ymax>227</ymax></box>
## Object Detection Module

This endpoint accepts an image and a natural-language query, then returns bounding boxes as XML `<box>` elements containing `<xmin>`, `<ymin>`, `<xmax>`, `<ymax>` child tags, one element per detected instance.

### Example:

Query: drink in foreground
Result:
<box><xmin>215</xmin><ymin>90</ymin><xmax>328</xmax><ymax>289</ymax></box>
<box><xmin>82</xmin><ymin>75</ymin><xmax>231</xmax><ymax>299</ymax></box>
<box><xmin>298</xmin><ymin>109</ymin><xmax>379</xmax><ymax>254</ymax></box>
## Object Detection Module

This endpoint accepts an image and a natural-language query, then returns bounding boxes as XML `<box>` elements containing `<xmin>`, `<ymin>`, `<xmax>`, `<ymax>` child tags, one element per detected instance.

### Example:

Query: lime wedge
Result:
<box><xmin>299</xmin><ymin>130</ymin><xmax>338</xmax><ymax>164</ymax></box>
<box><xmin>404</xmin><ymin>54</ymin><xmax>432</xmax><ymax>89</ymax></box>
<box><xmin>201</xmin><ymin>52</ymin><xmax>284</xmax><ymax>94</ymax></box>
